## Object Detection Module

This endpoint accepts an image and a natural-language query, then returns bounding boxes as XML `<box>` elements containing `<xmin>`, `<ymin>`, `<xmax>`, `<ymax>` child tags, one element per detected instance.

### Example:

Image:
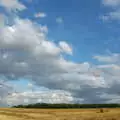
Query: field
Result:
<box><xmin>0</xmin><ymin>108</ymin><xmax>119</xmax><ymax>120</ymax></box>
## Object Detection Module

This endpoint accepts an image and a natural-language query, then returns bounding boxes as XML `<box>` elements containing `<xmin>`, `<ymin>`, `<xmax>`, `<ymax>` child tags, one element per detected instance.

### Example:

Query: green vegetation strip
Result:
<box><xmin>12</xmin><ymin>103</ymin><xmax>120</xmax><ymax>109</ymax></box>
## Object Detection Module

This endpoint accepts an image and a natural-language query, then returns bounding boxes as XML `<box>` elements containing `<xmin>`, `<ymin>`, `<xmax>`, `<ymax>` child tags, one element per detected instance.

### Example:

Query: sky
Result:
<box><xmin>0</xmin><ymin>0</ymin><xmax>120</xmax><ymax>106</ymax></box>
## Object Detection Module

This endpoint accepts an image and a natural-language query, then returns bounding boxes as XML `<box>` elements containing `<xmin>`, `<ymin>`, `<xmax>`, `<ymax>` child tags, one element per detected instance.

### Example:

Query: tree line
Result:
<box><xmin>12</xmin><ymin>103</ymin><xmax>120</xmax><ymax>109</ymax></box>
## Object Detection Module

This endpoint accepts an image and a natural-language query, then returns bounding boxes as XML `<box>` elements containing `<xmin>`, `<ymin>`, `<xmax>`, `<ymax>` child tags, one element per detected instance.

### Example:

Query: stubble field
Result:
<box><xmin>0</xmin><ymin>108</ymin><xmax>119</xmax><ymax>120</ymax></box>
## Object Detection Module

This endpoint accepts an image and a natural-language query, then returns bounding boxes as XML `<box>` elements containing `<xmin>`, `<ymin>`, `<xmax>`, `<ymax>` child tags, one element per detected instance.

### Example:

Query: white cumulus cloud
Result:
<box><xmin>59</xmin><ymin>41</ymin><xmax>73</xmax><ymax>55</ymax></box>
<box><xmin>0</xmin><ymin>0</ymin><xmax>26</xmax><ymax>12</ymax></box>
<box><xmin>34</xmin><ymin>12</ymin><xmax>47</xmax><ymax>18</ymax></box>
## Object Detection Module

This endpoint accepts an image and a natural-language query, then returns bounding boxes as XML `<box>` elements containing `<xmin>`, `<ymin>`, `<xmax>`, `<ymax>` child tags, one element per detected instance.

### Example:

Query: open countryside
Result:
<box><xmin>1</xmin><ymin>0</ymin><xmax>120</xmax><ymax>120</ymax></box>
<box><xmin>0</xmin><ymin>108</ymin><xmax>120</xmax><ymax>120</ymax></box>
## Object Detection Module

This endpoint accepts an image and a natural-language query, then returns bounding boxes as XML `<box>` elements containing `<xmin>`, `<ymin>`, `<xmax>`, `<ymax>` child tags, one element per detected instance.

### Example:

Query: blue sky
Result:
<box><xmin>0</xmin><ymin>0</ymin><xmax>120</xmax><ymax>106</ymax></box>
<box><xmin>19</xmin><ymin>0</ymin><xmax>120</xmax><ymax>60</ymax></box>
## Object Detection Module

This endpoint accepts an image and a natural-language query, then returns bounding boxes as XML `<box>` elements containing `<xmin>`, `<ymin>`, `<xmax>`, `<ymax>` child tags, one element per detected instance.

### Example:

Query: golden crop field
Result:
<box><xmin>0</xmin><ymin>108</ymin><xmax>119</xmax><ymax>120</ymax></box>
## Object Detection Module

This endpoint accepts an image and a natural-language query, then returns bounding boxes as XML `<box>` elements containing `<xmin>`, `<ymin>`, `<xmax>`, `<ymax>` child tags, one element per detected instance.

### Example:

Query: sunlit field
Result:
<box><xmin>0</xmin><ymin>108</ymin><xmax>120</xmax><ymax>120</ymax></box>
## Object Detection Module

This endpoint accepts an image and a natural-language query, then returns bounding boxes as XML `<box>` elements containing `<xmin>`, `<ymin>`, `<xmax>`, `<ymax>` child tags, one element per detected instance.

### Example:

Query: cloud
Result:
<box><xmin>28</xmin><ymin>83</ymin><xmax>33</xmax><ymax>88</ymax></box>
<box><xmin>99</xmin><ymin>15</ymin><xmax>109</xmax><ymax>21</ymax></box>
<box><xmin>0</xmin><ymin>14</ymin><xmax>5</xmax><ymax>27</ymax></box>
<box><xmin>0</xmin><ymin>14</ymin><xmax>120</xmax><ymax>105</ymax></box>
<box><xmin>0</xmin><ymin>80</ymin><xmax>13</xmax><ymax>106</ymax></box>
<box><xmin>39</xmin><ymin>25</ymin><xmax>48</xmax><ymax>33</ymax></box>
<box><xmin>101</xmin><ymin>0</ymin><xmax>120</xmax><ymax>21</ymax></box>
<box><xmin>0</xmin><ymin>17</ymin><xmax>109</xmax><ymax>104</ymax></box>
<box><xmin>0</xmin><ymin>0</ymin><xmax>26</xmax><ymax>12</ymax></box>
<box><xmin>56</xmin><ymin>17</ymin><xmax>63</xmax><ymax>24</ymax></box>
<box><xmin>34</xmin><ymin>12</ymin><xmax>47</xmax><ymax>18</ymax></box>
<box><xmin>93</xmin><ymin>53</ymin><xmax>120</xmax><ymax>63</ymax></box>
<box><xmin>102</xmin><ymin>0</ymin><xmax>120</xmax><ymax>7</ymax></box>
<box><xmin>6</xmin><ymin>90</ymin><xmax>74</xmax><ymax>106</ymax></box>
<box><xmin>100</xmin><ymin>10</ymin><xmax>120</xmax><ymax>21</ymax></box>
<box><xmin>99</xmin><ymin>92</ymin><xmax>120</xmax><ymax>103</ymax></box>
<box><xmin>59</xmin><ymin>41</ymin><xmax>73</xmax><ymax>55</ymax></box>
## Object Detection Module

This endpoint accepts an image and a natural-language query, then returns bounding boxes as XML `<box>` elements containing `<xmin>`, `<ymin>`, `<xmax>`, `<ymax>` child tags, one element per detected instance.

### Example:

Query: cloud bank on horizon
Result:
<box><xmin>0</xmin><ymin>0</ymin><xmax>120</xmax><ymax>106</ymax></box>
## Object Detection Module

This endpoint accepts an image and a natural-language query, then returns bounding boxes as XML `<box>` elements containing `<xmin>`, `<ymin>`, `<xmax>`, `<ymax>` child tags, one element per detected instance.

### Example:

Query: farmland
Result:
<box><xmin>0</xmin><ymin>108</ymin><xmax>119</xmax><ymax>120</ymax></box>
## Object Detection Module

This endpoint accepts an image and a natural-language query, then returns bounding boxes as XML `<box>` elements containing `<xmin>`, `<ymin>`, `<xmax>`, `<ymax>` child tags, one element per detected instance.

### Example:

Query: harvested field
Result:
<box><xmin>0</xmin><ymin>108</ymin><xmax>119</xmax><ymax>120</ymax></box>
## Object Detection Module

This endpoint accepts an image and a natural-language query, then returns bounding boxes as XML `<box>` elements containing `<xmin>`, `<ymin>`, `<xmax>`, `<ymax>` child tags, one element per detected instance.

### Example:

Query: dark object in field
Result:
<box><xmin>100</xmin><ymin>108</ymin><xmax>104</xmax><ymax>113</ymax></box>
